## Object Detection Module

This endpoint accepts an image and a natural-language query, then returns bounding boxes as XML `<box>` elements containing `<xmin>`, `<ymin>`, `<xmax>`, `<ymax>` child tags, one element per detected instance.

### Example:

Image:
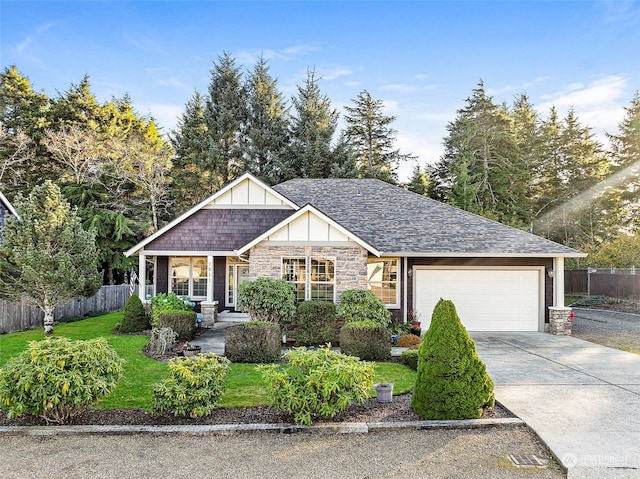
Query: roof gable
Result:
<box><xmin>125</xmin><ymin>173</ymin><xmax>296</xmax><ymax>256</ymax></box>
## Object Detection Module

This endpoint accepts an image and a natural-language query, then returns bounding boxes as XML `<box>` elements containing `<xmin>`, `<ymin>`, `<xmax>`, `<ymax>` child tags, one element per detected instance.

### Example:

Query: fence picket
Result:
<box><xmin>0</xmin><ymin>285</ymin><xmax>131</xmax><ymax>333</ymax></box>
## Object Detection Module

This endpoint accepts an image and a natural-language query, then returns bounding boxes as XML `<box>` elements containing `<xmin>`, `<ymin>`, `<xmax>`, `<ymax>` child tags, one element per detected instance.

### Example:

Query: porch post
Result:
<box><xmin>207</xmin><ymin>255</ymin><xmax>214</xmax><ymax>302</ymax></box>
<box><xmin>553</xmin><ymin>257</ymin><xmax>565</xmax><ymax>307</ymax></box>
<box><xmin>200</xmin><ymin>255</ymin><xmax>218</xmax><ymax>327</ymax></box>
<box><xmin>403</xmin><ymin>257</ymin><xmax>409</xmax><ymax>323</ymax></box>
<box><xmin>138</xmin><ymin>252</ymin><xmax>146</xmax><ymax>301</ymax></box>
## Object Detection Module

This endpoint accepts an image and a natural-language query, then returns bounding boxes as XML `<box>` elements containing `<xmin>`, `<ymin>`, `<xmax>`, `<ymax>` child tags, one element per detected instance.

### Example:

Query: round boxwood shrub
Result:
<box><xmin>411</xmin><ymin>299</ymin><xmax>495</xmax><ymax>420</ymax></box>
<box><xmin>0</xmin><ymin>337</ymin><xmax>124</xmax><ymax>424</ymax></box>
<box><xmin>119</xmin><ymin>294</ymin><xmax>150</xmax><ymax>333</ymax></box>
<box><xmin>152</xmin><ymin>353</ymin><xmax>230</xmax><ymax>417</ymax></box>
<box><xmin>339</xmin><ymin>320</ymin><xmax>391</xmax><ymax>360</ymax></box>
<box><xmin>158</xmin><ymin>311</ymin><xmax>197</xmax><ymax>341</ymax></box>
<box><xmin>400</xmin><ymin>349</ymin><xmax>419</xmax><ymax>370</ymax></box>
<box><xmin>338</xmin><ymin>289</ymin><xmax>391</xmax><ymax>326</ymax></box>
<box><xmin>224</xmin><ymin>321</ymin><xmax>281</xmax><ymax>363</ymax></box>
<box><xmin>295</xmin><ymin>301</ymin><xmax>336</xmax><ymax>346</ymax></box>
<box><xmin>396</xmin><ymin>334</ymin><xmax>421</xmax><ymax>348</ymax></box>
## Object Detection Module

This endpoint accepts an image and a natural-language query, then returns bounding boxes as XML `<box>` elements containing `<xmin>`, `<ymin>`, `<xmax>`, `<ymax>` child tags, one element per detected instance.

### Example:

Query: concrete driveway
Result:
<box><xmin>471</xmin><ymin>331</ymin><xmax>640</xmax><ymax>479</ymax></box>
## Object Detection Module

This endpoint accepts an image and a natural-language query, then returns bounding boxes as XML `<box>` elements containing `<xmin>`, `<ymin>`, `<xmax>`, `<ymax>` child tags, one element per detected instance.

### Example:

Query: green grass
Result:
<box><xmin>0</xmin><ymin>313</ymin><xmax>417</xmax><ymax>411</ymax></box>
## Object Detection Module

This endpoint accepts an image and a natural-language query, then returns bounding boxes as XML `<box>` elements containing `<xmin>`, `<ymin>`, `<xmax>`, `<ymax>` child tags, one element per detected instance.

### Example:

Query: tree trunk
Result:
<box><xmin>43</xmin><ymin>305</ymin><xmax>55</xmax><ymax>334</ymax></box>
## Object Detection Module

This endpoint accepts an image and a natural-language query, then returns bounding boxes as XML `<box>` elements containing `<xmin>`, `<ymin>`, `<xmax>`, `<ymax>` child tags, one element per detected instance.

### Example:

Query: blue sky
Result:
<box><xmin>2</xmin><ymin>0</ymin><xmax>639</xmax><ymax>180</ymax></box>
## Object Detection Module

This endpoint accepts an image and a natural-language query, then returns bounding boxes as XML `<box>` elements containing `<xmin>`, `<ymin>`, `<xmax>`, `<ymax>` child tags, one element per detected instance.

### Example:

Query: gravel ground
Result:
<box><xmin>0</xmin><ymin>426</ymin><xmax>564</xmax><ymax>479</ymax></box>
<box><xmin>571</xmin><ymin>304</ymin><xmax>640</xmax><ymax>353</ymax></box>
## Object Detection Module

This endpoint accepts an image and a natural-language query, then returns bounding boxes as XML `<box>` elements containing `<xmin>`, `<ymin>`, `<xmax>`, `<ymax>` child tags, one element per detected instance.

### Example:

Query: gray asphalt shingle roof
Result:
<box><xmin>273</xmin><ymin>178</ymin><xmax>583</xmax><ymax>257</ymax></box>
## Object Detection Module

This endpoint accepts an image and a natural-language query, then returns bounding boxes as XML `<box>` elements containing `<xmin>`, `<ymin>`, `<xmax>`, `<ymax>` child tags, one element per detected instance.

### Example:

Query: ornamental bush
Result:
<box><xmin>411</xmin><ymin>299</ymin><xmax>495</xmax><ymax>420</ymax></box>
<box><xmin>338</xmin><ymin>289</ymin><xmax>391</xmax><ymax>326</ymax></box>
<box><xmin>339</xmin><ymin>320</ymin><xmax>391</xmax><ymax>360</ymax></box>
<box><xmin>396</xmin><ymin>334</ymin><xmax>422</xmax><ymax>348</ymax></box>
<box><xmin>224</xmin><ymin>321</ymin><xmax>281</xmax><ymax>363</ymax></box>
<box><xmin>150</xmin><ymin>292</ymin><xmax>194</xmax><ymax>328</ymax></box>
<box><xmin>295</xmin><ymin>301</ymin><xmax>336</xmax><ymax>346</ymax></box>
<box><xmin>152</xmin><ymin>353</ymin><xmax>230</xmax><ymax>417</ymax></box>
<box><xmin>259</xmin><ymin>346</ymin><xmax>375</xmax><ymax>426</ymax></box>
<box><xmin>237</xmin><ymin>277</ymin><xmax>296</xmax><ymax>326</ymax></box>
<box><xmin>119</xmin><ymin>294</ymin><xmax>150</xmax><ymax>333</ymax></box>
<box><xmin>0</xmin><ymin>337</ymin><xmax>124</xmax><ymax>424</ymax></box>
<box><xmin>400</xmin><ymin>349</ymin><xmax>419</xmax><ymax>370</ymax></box>
<box><xmin>158</xmin><ymin>311</ymin><xmax>197</xmax><ymax>341</ymax></box>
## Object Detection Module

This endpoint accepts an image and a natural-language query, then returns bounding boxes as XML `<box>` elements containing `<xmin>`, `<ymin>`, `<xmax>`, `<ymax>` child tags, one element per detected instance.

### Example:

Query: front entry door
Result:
<box><xmin>227</xmin><ymin>263</ymin><xmax>250</xmax><ymax>309</ymax></box>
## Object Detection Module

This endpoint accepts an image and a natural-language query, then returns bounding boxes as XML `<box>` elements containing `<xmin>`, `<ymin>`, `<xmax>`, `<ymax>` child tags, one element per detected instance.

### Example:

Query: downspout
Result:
<box><xmin>403</xmin><ymin>256</ymin><xmax>408</xmax><ymax>323</ymax></box>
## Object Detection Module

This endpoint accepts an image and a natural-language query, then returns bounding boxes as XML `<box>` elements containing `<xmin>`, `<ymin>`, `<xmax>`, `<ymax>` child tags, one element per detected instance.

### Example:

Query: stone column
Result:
<box><xmin>548</xmin><ymin>306</ymin><xmax>573</xmax><ymax>335</ymax></box>
<box><xmin>200</xmin><ymin>301</ymin><xmax>218</xmax><ymax>327</ymax></box>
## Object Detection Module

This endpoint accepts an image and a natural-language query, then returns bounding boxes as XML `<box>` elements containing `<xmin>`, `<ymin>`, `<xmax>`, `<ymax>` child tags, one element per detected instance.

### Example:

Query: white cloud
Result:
<box><xmin>144</xmin><ymin>104</ymin><xmax>185</xmax><ymax>133</ymax></box>
<box><xmin>539</xmin><ymin>75</ymin><xmax>628</xmax><ymax>111</ymax></box>
<box><xmin>322</xmin><ymin>67</ymin><xmax>353</xmax><ymax>81</ymax></box>
<box><xmin>15</xmin><ymin>22</ymin><xmax>54</xmax><ymax>52</ymax></box>
<box><xmin>156</xmin><ymin>77</ymin><xmax>188</xmax><ymax>90</ymax></box>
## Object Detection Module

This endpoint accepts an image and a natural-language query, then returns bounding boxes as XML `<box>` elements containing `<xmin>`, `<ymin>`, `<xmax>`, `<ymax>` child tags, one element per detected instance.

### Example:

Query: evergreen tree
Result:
<box><xmin>204</xmin><ymin>53</ymin><xmax>247</xmax><ymax>189</ymax></box>
<box><xmin>411</xmin><ymin>299</ymin><xmax>494</xmax><ymax>420</ymax></box>
<box><xmin>405</xmin><ymin>163</ymin><xmax>431</xmax><ymax>196</ymax></box>
<box><xmin>0</xmin><ymin>181</ymin><xmax>101</xmax><ymax>334</ymax></box>
<box><xmin>287</xmin><ymin>69</ymin><xmax>345</xmax><ymax>178</ymax></box>
<box><xmin>243</xmin><ymin>57</ymin><xmax>290</xmax><ymax>184</ymax></box>
<box><xmin>344</xmin><ymin>90</ymin><xmax>414</xmax><ymax>183</ymax></box>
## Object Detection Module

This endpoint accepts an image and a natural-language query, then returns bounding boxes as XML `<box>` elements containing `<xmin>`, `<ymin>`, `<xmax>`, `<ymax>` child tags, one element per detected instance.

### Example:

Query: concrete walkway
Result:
<box><xmin>472</xmin><ymin>332</ymin><xmax>640</xmax><ymax>479</ymax></box>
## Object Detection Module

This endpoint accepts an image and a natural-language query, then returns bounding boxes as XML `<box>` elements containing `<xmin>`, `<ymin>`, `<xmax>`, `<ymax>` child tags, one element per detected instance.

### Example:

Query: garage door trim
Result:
<box><xmin>412</xmin><ymin>266</ymin><xmax>545</xmax><ymax>332</ymax></box>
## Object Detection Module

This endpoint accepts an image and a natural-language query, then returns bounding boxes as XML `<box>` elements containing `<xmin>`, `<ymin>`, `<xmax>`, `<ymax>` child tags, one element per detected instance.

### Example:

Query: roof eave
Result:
<box><xmin>379</xmin><ymin>251</ymin><xmax>587</xmax><ymax>258</ymax></box>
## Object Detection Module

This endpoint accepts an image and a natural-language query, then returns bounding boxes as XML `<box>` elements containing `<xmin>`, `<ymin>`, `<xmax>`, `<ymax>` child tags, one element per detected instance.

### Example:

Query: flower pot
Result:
<box><xmin>391</xmin><ymin>334</ymin><xmax>399</xmax><ymax>345</ymax></box>
<box><xmin>183</xmin><ymin>346</ymin><xmax>201</xmax><ymax>357</ymax></box>
<box><xmin>374</xmin><ymin>383</ymin><xmax>393</xmax><ymax>403</ymax></box>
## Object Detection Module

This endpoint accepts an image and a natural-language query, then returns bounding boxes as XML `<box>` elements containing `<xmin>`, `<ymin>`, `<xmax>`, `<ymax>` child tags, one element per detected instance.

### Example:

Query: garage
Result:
<box><xmin>413</xmin><ymin>267</ymin><xmax>543</xmax><ymax>331</ymax></box>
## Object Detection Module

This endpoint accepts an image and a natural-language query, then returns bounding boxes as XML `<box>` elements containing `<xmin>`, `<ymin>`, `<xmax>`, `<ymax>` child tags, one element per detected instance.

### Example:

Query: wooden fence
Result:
<box><xmin>565</xmin><ymin>269</ymin><xmax>640</xmax><ymax>299</ymax></box>
<box><xmin>0</xmin><ymin>284</ymin><xmax>131</xmax><ymax>334</ymax></box>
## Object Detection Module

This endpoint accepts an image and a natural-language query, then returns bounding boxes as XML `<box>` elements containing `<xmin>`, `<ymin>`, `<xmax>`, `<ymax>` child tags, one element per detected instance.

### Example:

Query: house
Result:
<box><xmin>125</xmin><ymin>173</ymin><xmax>584</xmax><ymax>332</ymax></box>
<box><xmin>0</xmin><ymin>190</ymin><xmax>18</xmax><ymax>239</ymax></box>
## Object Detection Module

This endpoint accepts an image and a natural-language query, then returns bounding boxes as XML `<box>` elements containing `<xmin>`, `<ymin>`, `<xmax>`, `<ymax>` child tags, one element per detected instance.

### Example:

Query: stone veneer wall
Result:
<box><xmin>250</xmin><ymin>244</ymin><xmax>368</xmax><ymax>303</ymax></box>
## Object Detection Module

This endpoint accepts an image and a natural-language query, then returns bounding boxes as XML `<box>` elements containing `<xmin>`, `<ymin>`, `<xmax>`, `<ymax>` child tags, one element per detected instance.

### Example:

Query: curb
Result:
<box><xmin>0</xmin><ymin>417</ymin><xmax>524</xmax><ymax>437</ymax></box>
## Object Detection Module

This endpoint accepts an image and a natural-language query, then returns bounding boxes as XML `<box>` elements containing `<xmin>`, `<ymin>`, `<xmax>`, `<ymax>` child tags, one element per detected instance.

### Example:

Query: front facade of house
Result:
<box><xmin>126</xmin><ymin>174</ymin><xmax>584</xmax><ymax>332</ymax></box>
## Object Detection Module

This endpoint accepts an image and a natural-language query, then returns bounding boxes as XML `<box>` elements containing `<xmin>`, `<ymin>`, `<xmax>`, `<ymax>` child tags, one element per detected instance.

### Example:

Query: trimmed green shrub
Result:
<box><xmin>339</xmin><ymin>320</ymin><xmax>391</xmax><ymax>360</ymax></box>
<box><xmin>224</xmin><ymin>321</ymin><xmax>281</xmax><ymax>363</ymax></box>
<box><xmin>237</xmin><ymin>277</ymin><xmax>296</xmax><ymax>326</ymax></box>
<box><xmin>338</xmin><ymin>289</ymin><xmax>391</xmax><ymax>326</ymax></box>
<box><xmin>119</xmin><ymin>294</ymin><xmax>150</xmax><ymax>333</ymax></box>
<box><xmin>411</xmin><ymin>299</ymin><xmax>495</xmax><ymax>420</ymax></box>
<box><xmin>158</xmin><ymin>311</ymin><xmax>197</xmax><ymax>341</ymax></box>
<box><xmin>150</xmin><ymin>292</ymin><xmax>194</xmax><ymax>328</ymax></box>
<box><xmin>0</xmin><ymin>337</ymin><xmax>124</xmax><ymax>424</ymax></box>
<box><xmin>401</xmin><ymin>349</ymin><xmax>419</xmax><ymax>370</ymax></box>
<box><xmin>259</xmin><ymin>346</ymin><xmax>375</xmax><ymax>426</ymax></box>
<box><xmin>152</xmin><ymin>353</ymin><xmax>230</xmax><ymax>417</ymax></box>
<box><xmin>396</xmin><ymin>334</ymin><xmax>422</xmax><ymax>348</ymax></box>
<box><xmin>295</xmin><ymin>301</ymin><xmax>336</xmax><ymax>346</ymax></box>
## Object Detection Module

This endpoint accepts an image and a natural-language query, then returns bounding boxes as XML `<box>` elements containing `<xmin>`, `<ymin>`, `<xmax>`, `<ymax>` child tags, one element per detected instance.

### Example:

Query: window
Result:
<box><xmin>367</xmin><ymin>258</ymin><xmax>399</xmax><ymax>308</ymax></box>
<box><xmin>170</xmin><ymin>257</ymin><xmax>208</xmax><ymax>299</ymax></box>
<box><xmin>282</xmin><ymin>257</ymin><xmax>335</xmax><ymax>302</ymax></box>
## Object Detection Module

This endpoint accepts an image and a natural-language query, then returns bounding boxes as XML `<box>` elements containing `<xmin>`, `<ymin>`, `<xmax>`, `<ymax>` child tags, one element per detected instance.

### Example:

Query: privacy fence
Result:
<box><xmin>0</xmin><ymin>284</ymin><xmax>131</xmax><ymax>334</ymax></box>
<box><xmin>565</xmin><ymin>268</ymin><xmax>640</xmax><ymax>300</ymax></box>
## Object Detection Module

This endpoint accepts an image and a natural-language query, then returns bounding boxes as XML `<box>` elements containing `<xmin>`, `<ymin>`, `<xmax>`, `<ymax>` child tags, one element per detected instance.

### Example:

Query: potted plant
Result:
<box><xmin>374</xmin><ymin>382</ymin><xmax>393</xmax><ymax>403</ymax></box>
<box><xmin>182</xmin><ymin>342</ymin><xmax>201</xmax><ymax>357</ymax></box>
<box><xmin>409</xmin><ymin>310</ymin><xmax>422</xmax><ymax>337</ymax></box>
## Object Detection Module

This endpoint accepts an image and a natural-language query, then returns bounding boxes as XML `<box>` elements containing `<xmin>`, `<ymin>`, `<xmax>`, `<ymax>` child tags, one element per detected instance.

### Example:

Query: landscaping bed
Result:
<box><xmin>0</xmin><ymin>393</ymin><xmax>513</xmax><ymax>427</ymax></box>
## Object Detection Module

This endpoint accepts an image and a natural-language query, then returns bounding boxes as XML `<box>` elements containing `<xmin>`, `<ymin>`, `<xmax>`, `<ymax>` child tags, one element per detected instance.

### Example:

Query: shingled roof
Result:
<box><xmin>273</xmin><ymin>178</ymin><xmax>583</xmax><ymax>257</ymax></box>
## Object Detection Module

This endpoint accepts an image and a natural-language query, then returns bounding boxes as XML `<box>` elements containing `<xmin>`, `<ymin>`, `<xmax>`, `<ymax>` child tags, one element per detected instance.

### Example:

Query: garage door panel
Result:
<box><xmin>414</xmin><ymin>269</ymin><xmax>540</xmax><ymax>332</ymax></box>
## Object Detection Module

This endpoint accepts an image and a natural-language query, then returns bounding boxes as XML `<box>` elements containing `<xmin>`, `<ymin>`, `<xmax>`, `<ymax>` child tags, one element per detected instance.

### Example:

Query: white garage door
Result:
<box><xmin>414</xmin><ymin>268</ymin><xmax>542</xmax><ymax>331</ymax></box>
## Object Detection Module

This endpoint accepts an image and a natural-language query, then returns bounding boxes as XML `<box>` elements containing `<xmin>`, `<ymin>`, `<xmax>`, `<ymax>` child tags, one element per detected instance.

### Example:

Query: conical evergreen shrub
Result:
<box><xmin>411</xmin><ymin>298</ymin><xmax>494</xmax><ymax>419</ymax></box>
<box><xmin>119</xmin><ymin>294</ymin><xmax>150</xmax><ymax>333</ymax></box>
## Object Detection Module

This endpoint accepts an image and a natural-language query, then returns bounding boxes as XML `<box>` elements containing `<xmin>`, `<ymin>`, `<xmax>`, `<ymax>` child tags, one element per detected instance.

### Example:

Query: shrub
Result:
<box><xmin>237</xmin><ymin>277</ymin><xmax>296</xmax><ymax>326</ymax></box>
<box><xmin>0</xmin><ymin>337</ymin><xmax>124</xmax><ymax>424</ymax></box>
<box><xmin>339</xmin><ymin>320</ymin><xmax>391</xmax><ymax>360</ymax></box>
<box><xmin>400</xmin><ymin>349</ymin><xmax>419</xmax><ymax>370</ymax></box>
<box><xmin>224</xmin><ymin>321</ymin><xmax>282</xmax><ymax>363</ymax></box>
<box><xmin>259</xmin><ymin>346</ymin><xmax>375</xmax><ymax>426</ymax></box>
<box><xmin>411</xmin><ymin>299</ymin><xmax>495</xmax><ymax>420</ymax></box>
<box><xmin>295</xmin><ymin>301</ymin><xmax>336</xmax><ymax>346</ymax></box>
<box><xmin>396</xmin><ymin>334</ymin><xmax>422</xmax><ymax>348</ymax></box>
<box><xmin>157</xmin><ymin>311</ymin><xmax>197</xmax><ymax>341</ymax></box>
<box><xmin>119</xmin><ymin>294</ymin><xmax>150</xmax><ymax>333</ymax></box>
<box><xmin>338</xmin><ymin>289</ymin><xmax>391</xmax><ymax>326</ymax></box>
<box><xmin>152</xmin><ymin>353</ymin><xmax>230</xmax><ymax>417</ymax></box>
<box><xmin>150</xmin><ymin>292</ymin><xmax>194</xmax><ymax>328</ymax></box>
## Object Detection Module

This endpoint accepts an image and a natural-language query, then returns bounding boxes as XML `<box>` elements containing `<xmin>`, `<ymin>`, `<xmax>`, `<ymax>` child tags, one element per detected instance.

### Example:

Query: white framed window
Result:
<box><xmin>282</xmin><ymin>257</ymin><xmax>335</xmax><ymax>302</ymax></box>
<box><xmin>170</xmin><ymin>257</ymin><xmax>208</xmax><ymax>300</ymax></box>
<box><xmin>367</xmin><ymin>257</ymin><xmax>399</xmax><ymax>308</ymax></box>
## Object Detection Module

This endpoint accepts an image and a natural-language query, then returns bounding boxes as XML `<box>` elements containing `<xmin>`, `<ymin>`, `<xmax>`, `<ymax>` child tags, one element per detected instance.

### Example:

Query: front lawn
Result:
<box><xmin>0</xmin><ymin>312</ymin><xmax>416</xmax><ymax>411</ymax></box>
